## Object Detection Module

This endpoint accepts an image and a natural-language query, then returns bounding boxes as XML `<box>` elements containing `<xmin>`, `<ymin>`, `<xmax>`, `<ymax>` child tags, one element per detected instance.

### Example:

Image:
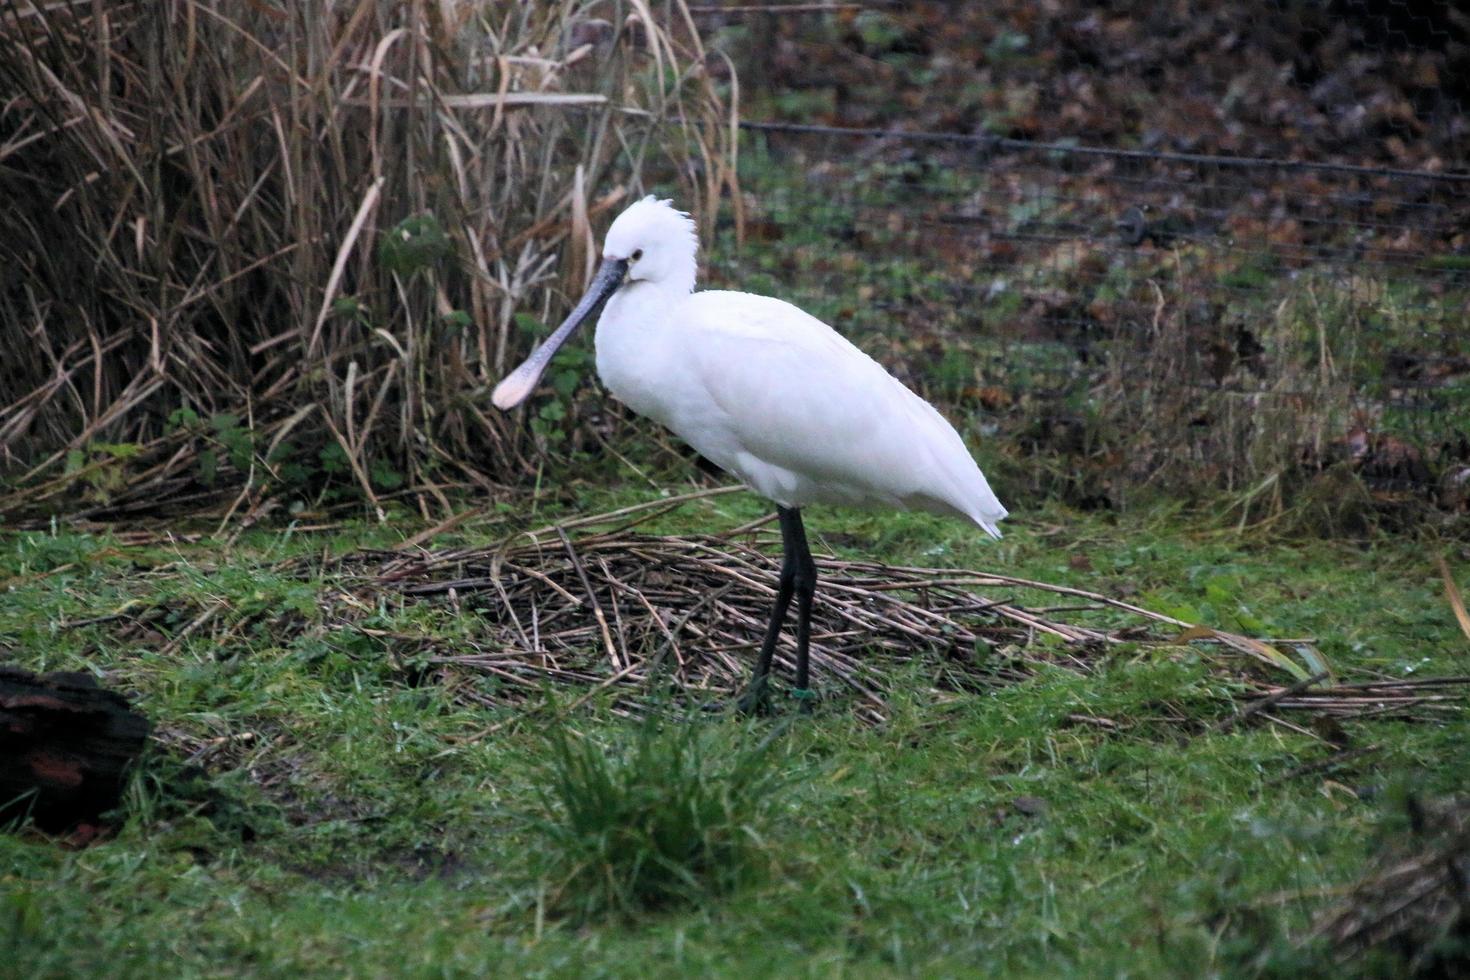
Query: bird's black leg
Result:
<box><xmin>738</xmin><ymin>506</ymin><xmax>817</xmax><ymax>714</ymax></box>
<box><xmin>788</xmin><ymin>510</ymin><xmax>817</xmax><ymax>712</ymax></box>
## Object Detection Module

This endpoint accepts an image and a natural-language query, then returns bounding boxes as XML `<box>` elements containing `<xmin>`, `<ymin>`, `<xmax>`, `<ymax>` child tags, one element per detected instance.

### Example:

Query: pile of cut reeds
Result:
<box><xmin>74</xmin><ymin>492</ymin><xmax>1470</xmax><ymax>727</ymax></box>
<box><xmin>123</xmin><ymin>492</ymin><xmax>1437</xmax><ymax>725</ymax></box>
<box><xmin>0</xmin><ymin>0</ymin><xmax>732</xmax><ymax>522</ymax></box>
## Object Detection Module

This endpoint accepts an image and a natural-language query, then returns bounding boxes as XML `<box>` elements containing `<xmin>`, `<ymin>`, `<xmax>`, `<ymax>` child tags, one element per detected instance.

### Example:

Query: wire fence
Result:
<box><xmin>707</xmin><ymin>120</ymin><xmax>1470</xmax><ymax>513</ymax></box>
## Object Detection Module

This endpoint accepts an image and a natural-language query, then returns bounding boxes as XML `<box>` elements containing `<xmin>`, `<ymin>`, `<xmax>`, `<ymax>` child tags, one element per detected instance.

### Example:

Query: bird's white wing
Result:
<box><xmin>674</xmin><ymin>291</ymin><xmax>1007</xmax><ymax>535</ymax></box>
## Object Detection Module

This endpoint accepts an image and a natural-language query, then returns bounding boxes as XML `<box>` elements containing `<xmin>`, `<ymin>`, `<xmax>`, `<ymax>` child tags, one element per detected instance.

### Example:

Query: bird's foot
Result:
<box><xmin>731</xmin><ymin>683</ymin><xmax>818</xmax><ymax>716</ymax></box>
<box><xmin>788</xmin><ymin>687</ymin><xmax>818</xmax><ymax>715</ymax></box>
<box><xmin>734</xmin><ymin>683</ymin><xmax>772</xmax><ymax>717</ymax></box>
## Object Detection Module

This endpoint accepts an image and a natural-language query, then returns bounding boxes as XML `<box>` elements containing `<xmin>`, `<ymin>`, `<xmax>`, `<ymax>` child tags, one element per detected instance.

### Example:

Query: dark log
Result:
<box><xmin>0</xmin><ymin>665</ymin><xmax>151</xmax><ymax>835</ymax></box>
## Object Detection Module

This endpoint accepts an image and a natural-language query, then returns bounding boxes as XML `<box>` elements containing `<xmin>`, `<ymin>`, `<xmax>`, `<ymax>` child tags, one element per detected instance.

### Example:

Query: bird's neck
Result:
<box><xmin>642</xmin><ymin>272</ymin><xmax>695</xmax><ymax>297</ymax></box>
<box><xmin>617</xmin><ymin>278</ymin><xmax>690</xmax><ymax>313</ymax></box>
<box><xmin>666</xmin><ymin>261</ymin><xmax>697</xmax><ymax>296</ymax></box>
<box><xmin>646</xmin><ymin>250</ymin><xmax>698</xmax><ymax>295</ymax></box>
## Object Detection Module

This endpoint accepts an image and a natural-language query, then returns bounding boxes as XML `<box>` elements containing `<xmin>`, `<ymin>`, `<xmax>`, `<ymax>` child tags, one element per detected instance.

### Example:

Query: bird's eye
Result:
<box><xmin>631</xmin><ymin>249</ymin><xmax>643</xmax><ymax>262</ymax></box>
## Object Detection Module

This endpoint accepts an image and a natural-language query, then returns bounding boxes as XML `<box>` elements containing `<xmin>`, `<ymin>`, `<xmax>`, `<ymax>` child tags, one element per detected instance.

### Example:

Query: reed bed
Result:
<box><xmin>0</xmin><ymin>0</ymin><xmax>733</xmax><ymax>521</ymax></box>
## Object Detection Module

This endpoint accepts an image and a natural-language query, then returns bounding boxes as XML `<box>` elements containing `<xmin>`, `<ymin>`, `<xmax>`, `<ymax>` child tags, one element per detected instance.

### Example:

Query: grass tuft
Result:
<box><xmin>534</xmin><ymin>711</ymin><xmax>788</xmax><ymax>920</ymax></box>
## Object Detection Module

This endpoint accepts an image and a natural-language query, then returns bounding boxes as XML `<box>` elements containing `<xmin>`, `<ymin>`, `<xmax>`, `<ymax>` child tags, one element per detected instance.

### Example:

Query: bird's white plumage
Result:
<box><xmin>591</xmin><ymin>198</ymin><xmax>1007</xmax><ymax>537</ymax></box>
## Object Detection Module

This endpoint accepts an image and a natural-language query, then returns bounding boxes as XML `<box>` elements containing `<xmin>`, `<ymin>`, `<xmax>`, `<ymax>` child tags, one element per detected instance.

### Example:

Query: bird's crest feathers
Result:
<box><xmin>603</xmin><ymin>195</ymin><xmax>699</xmax><ymax>292</ymax></box>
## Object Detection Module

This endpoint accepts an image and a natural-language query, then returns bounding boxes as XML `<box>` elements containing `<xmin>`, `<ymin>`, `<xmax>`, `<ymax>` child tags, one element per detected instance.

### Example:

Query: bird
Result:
<box><xmin>492</xmin><ymin>196</ymin><xmax>1007</xmax><ymax>711</ymax></box>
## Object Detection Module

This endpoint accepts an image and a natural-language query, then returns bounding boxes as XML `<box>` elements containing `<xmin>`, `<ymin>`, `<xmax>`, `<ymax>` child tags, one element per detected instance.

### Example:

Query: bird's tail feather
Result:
<box><xmin>972</xmin><ymin>506</ymin><xmax>1006</xmax><ymax>540</ymax></box>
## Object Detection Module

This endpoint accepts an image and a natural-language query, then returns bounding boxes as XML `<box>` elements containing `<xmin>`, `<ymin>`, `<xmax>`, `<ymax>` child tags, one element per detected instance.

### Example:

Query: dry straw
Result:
<box><xmin>0</xmin><ymin>0</ymin><xmax>734</xmax><ymax>520</ymax></box>
<box><xmin>99</xmin><ymin>491</ymin><xmax>1469</xmax><ymax>729</ymax></box>
<box><xmin>346</xmin><ymin>523</ymin><xmax>1469</xmax><ymax>726</ymax></box>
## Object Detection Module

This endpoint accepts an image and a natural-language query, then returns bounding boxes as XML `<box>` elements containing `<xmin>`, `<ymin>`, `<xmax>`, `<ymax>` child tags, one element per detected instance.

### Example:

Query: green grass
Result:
<box><xmin>2</xmin><ymin>484</ymin><xmax>1468</xmax><ymax>976</ymax></box>
<box><xmin>535</xmin><ymin>710</ymin><xmax>787</xmax><ymax>921</ymax></box>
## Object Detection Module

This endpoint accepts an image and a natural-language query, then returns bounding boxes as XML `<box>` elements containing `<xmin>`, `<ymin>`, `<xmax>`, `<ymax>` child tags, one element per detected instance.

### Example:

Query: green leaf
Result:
<box><xmin>552</xmin><ymin>369</ymin><xmax>580</xmax><ymax>399</ymax></box>
<box><xmin>168</xmin><ymin>406</ymin><xmax>200</xmax><ymax>430</ymax></box>
<box><xmin>378</xmin><ymin>212</ymin><xmax>451</xmax><ymax>276</ymax></box>
<box><xmin>278</xmin><ymin>462</ymin><xmax>309</xmax><ymax>486</ymax></box>
<box><xmin>370</xmin><ymin>458</ymin><xmax>404</xmax><ymax>491</ymax></box>
<box><xmin>515</xmin><ymin>312</ymin><xmax>547</xmax><ymax>336</ymax></box>
<box><xmin>319</xmin><ymin>443</ymin><xmax>349</xmax><ymax>476</ymax></box>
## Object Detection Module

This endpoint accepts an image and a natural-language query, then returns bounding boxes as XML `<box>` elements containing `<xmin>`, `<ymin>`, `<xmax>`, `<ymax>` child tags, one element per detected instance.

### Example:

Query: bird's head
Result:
<box><xmin>601</xmin><ymin>196</ymin><xmax>699</xmax><ymax>294</ymax></box>
<box><xmin>492</xmin><ymin>196</ymin><xmax>697</xmax><ymax>410</ymax></box>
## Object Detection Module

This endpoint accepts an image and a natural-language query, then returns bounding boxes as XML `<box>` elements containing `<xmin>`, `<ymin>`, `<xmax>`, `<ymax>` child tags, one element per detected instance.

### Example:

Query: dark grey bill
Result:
<box><xmin>492</xmin><ymin>256</ymin><xmax>629</xmax><ymax>410</ymax></box>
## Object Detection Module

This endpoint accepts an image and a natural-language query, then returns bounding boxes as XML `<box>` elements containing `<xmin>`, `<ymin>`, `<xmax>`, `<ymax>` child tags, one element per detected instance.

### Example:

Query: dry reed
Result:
<box><xmin>0</xmin><ymin>0</ymin><xmax>734</xmax><ymax>521</ymax></box>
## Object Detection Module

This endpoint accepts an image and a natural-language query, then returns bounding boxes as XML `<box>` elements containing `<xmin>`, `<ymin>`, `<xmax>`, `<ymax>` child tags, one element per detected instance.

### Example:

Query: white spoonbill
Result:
<box><xmin>493</xmin><ymin>197</ymin><xmax>1007</xmax><ymax>709</ymax></box>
